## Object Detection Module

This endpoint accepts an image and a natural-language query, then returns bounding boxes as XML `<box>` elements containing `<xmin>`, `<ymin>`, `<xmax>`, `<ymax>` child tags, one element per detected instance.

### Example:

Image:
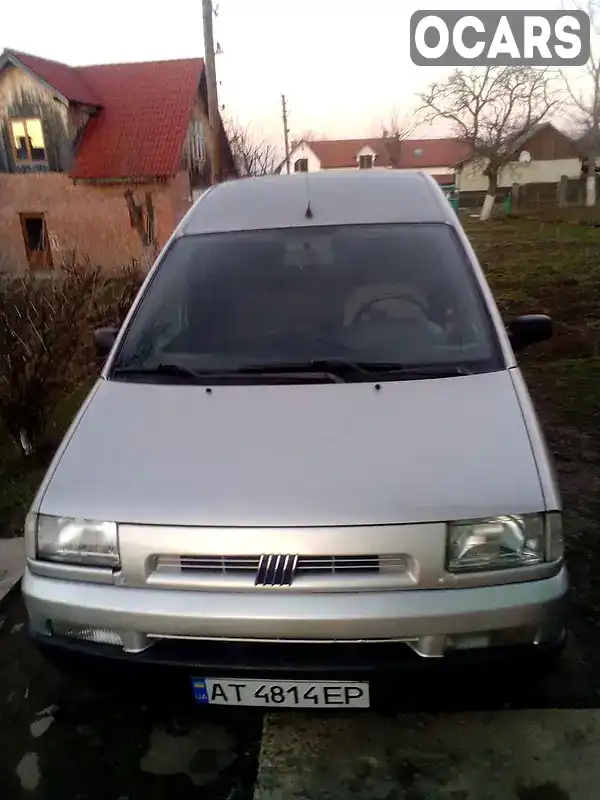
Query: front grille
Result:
<box><xmin>179</xmin><ymin>555</ymin><xmax>260</xmax><ymax>573</ymax></box>
<box><xmin>295</xmin><ymin>555</ymin><xmax>406</xmax><ymax>574</ymax></box>
<box><xmin>156</xmin><ymin>554</ymin><xmax>407</xmax><ymax>576</ymax></box>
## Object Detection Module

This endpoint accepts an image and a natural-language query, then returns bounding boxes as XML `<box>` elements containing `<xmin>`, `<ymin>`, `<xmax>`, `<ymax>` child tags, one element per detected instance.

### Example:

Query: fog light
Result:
<box><xmin>490</xmin><ymin>625</ymin><xmax>538</xmax><ymax>647</ymax></box>
<box><xmin>447</xmin><ymin>626</ymin><xmax>538</xmax><ymax>652</ymax></box>
<box><xmin>48</xmin><ymin>620</ymin><xmax>123</xmax><ymax>647</ymax></box>
<box><xmin>447</xmin><ymin>633</ymin><xmax>491</xmax><ymax>651</ymax></box>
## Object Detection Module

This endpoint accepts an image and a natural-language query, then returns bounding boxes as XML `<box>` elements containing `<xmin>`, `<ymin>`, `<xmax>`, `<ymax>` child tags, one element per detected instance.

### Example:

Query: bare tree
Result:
<box><xmin>225</xmin><ymin>119</ymin><xmax>279</xmax><ymax>176</ymax></box>
<box><xmin>299</xmin><ymin>130</ymin><xmax>328</xmax><ymax>141</ymax></box>
<box><xmin>380</xmin><ymin>112</ymin><xmax>417</xmax><ymax>168</ymax></box>
<box><xmin>562</xmin><ymin>0</ymin><xmax>600</xmax><ymax>206</ymax></box>
<box><xmin>419</xmin><ymin>66</ymin><xmax>560</xmax><ymax>220</ymax></box>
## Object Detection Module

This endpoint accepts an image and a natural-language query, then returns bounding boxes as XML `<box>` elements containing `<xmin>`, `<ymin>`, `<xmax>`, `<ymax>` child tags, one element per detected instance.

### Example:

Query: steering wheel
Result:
<box><xmin>351</xmin><ymin>294</ymin><xmax>432</xmax><ymax>325</ymax></box>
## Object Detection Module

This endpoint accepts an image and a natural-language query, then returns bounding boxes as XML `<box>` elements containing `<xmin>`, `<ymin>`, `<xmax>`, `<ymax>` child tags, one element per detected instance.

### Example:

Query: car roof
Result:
<box><xmin>181</xmin><ymin>170</ymin><xmax>455</xmax><ymax>236</ymax></box>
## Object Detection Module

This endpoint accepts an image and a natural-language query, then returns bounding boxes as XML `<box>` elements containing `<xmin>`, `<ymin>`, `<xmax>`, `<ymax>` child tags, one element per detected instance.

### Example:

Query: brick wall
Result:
<box><xmin>167</xmin><ymin>171</ymin><xmax>193</xmax><ymax>229</ymax></box>
<box><xmin>0</xmin><ymin>171</ymin><xmax>192</xmax><ymax>271</ymax></box>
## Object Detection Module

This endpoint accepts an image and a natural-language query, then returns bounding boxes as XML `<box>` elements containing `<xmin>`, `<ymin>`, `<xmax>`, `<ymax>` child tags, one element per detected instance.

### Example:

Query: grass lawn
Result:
<box><xmin>464</xmin><ymin>216</ymin><xmax>600</xmax><ymax>659</ymax></box>
<box><xmin>464</xmin><ymin>215</ymin><xmax>600</xmax><ymax>455</ymax></box>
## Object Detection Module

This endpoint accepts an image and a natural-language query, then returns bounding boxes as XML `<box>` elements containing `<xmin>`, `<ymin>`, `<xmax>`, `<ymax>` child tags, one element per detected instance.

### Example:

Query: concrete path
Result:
<box><xmin>254</xmin><ymin>711</ymin><xmax>598</xmax><ymax>799</ymax></box>
<box><xmin>0</xmin><ymin>536</ymin><xmax>24</xmax><ymax>603</ymax></box>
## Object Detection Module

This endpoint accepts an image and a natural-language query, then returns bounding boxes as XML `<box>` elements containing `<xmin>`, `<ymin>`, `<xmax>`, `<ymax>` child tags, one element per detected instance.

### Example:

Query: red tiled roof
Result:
<box><xmin>432</xmin><ymin>173</ymin><xmax>456</xmax><ymax>186</ymax></box>
<box><xmin>71</xmin><ymin>58</ymin><xmax>204</xmax><ymax>180</ymax></box>
<box><xmin>302</xmin><ymin>137</ymin><xmax>472</xmax><ymax>170</ymax></box>
<box><xmin>6</xmin><ymin>50</ymin><xmax>102</xmax><ymax>106</ymax></box>
<box><xmin>1</xmin><ymin>49</ymin><xmax>205</xmax><ymax>180</ymax></box>
<box><xmin>393</xmin><ymin>138</ymin><xmax>472</xmax><ymax>169</ymax></box>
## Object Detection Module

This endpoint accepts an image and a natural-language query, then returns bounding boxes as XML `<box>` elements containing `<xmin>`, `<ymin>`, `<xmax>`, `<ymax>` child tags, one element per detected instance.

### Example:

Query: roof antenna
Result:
<box><xmin>302</xmin><ymin>146</ymin><xmax>314</xmax><ymax>218</ymax></box>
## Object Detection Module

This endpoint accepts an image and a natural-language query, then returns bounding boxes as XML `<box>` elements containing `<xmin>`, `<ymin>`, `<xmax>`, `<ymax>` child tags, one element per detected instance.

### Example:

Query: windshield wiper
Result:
<box><xmin>110</xmin><ymin>362</ymin><xmax>345</xmax><ymax>384</ymax></box>
<box><xmin>111</xmin><ymin>360</ymin><xmax>472</xmax><ymax>384</ymax></box>
<box><xmin>240</xmin><ymin>358</ymin><xmax>378</xmax><ymax>377</ymax></box>
<box><xmin>240</xmin><ymin>360</ymin><xmax>472</xmax><ymax>380</ymax></box>
<box><xmin>111</xmin><ymin>364</ymin><xmax>207</xmax><ymax>380</ymax></box>
<box><xmin>355</xmin><ymin>363</ymin><xmax>473</xmax><ymax>378</ymax></box>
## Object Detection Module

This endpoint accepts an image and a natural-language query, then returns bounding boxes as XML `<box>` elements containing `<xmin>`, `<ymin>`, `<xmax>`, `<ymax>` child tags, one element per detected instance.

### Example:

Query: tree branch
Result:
<box><xmin>225</xmin><ymin>118</ymin><xmax>279</xmax><ymax>176</ymax></box>
<box><xmin>419</xmin><ymin>65</ymin><xmax>560</xmax><ymax>175</ymax></box>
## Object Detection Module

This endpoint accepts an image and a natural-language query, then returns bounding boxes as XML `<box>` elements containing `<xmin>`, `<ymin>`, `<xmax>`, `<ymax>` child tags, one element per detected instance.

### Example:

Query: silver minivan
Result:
<box><xmin>23</xmin><ymin>171</ymin><xmax>567</xmax><ymax>709</ymax></box>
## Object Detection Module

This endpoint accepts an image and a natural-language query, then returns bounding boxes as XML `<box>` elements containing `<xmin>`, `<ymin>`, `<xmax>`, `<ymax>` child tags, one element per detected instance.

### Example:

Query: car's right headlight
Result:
<box><xmin>446</xmin><ymin>512</ymin><xmax>563</xmax><ymax>573</ymax></box>
<box><xmin>27</xmin><ymin>513</ymin><xmax>120</xmax><ymax>568</ymax></box>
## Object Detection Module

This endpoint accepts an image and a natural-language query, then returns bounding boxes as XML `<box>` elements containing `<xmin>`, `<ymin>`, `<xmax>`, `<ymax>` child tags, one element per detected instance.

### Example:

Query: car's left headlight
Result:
<box><xmin>31</xmin><ymin>514</ymin><xmax>120</xmax><ymax>567</ymax></box>
<box><xmin>447</xmin><ymin>513</ymin><xmax>561</xmax><ymax>573</ymax></box>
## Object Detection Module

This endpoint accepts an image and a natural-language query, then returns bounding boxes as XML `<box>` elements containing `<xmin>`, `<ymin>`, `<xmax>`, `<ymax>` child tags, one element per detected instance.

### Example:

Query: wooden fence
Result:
<box><xmin>458</xmin><ymin>176</ymin><xmax>600</xmax><ymax>215</ymax></box>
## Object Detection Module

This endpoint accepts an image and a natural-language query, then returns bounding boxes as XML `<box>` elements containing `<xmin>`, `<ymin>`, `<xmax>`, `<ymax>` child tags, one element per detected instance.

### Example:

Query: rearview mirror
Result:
<box><xmin>507</xmin><ymin>314</ymin><xmax>552</xmax><ymax>352</ymax></box>
<box><xmin>93</xmin><ymin>326</ymin><xmax>119</xmax><ymax>358</ymax></box>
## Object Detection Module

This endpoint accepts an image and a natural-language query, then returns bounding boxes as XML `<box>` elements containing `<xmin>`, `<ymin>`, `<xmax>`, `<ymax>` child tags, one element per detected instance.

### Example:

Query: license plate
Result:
<box><xmin>191</xmin><ymin>677</ymin><xmax>370</xmax><ymax>708</ymax></box>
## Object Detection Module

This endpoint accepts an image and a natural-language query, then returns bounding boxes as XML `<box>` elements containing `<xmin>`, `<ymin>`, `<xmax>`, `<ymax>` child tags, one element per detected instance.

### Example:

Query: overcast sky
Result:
<box><xmin>1</xmin><ymin>0</ymin><xmax>577</xmax><ymax>146</ymax></box>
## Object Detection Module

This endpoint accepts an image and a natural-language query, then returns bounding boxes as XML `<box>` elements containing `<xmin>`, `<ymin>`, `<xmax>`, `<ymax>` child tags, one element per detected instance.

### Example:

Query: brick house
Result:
<box><xmin>0</xmin><ymin>49</ymin><xmax>237</xmax><ymax>272</ymax></box>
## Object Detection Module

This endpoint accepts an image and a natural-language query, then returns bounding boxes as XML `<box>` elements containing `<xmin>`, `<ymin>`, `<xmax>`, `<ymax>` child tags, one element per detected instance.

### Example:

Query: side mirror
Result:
<box><xmin>93</xmin><ymin>326</ymin><xmax>119</xmax><ymax>358</ymax></box>
<box><xmin>507</xmin><ymin>314</ymin><xmax>552</xmax><ymax>352</ymax></box>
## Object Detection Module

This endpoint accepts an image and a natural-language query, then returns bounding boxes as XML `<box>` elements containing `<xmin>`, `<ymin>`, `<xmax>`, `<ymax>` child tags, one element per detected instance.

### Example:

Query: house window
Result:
<box><xmin>190</xmin><ymin>120</ymin><xmax>206</xmax><ymax>163</ymax></box>
<box><xmin>10</xmin><ymin>118</ymin><xmax>47</xmax><ymax>163</ymax></box>
<box><xmin>413</xmin><ymin>148</ymin><xmax>423</xmax><ymax>157</ymax></box>
<box><xmin>294</xmin><ymin>158</ymin><xmax>308</xmax><ymax>173</ymax></box>
<box><xmin>19</xmin><ymin>213</ymin><xmax>53</xmax><ymax>270</ymax></box>
<box><xmin>359</xmin><ymin>154</ymin><xmax>373</xmax><ymax>169</ymax></box>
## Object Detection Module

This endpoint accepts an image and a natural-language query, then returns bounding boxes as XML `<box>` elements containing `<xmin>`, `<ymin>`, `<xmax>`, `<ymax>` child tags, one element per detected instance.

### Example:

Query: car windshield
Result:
<box><xmin>110</xmin><ymin>223</ymin><xmax>502</xmax><ymax>382</ymax></box>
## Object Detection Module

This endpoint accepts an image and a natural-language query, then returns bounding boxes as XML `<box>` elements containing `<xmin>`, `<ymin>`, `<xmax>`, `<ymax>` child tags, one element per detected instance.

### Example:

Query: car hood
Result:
<box><xmin>40</xmin><ymin>371</ymin><xmax>544</xmax><ymax>527</ymax></box>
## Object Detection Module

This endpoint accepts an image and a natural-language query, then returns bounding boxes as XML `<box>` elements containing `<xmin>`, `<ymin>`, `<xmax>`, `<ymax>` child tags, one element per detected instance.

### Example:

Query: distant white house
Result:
<box><xmin>279</xmin><ymin>136</ymin><xmax>471</xmax><ymax>187</ymax></box>
<box><xmin>279</xmin><ymin>125</ymin><xmax>584</xmax><ymax>193</ymax></box>
<box><xmin>456</xmin><ymin>123</ymin><xmax>583</xmax><ymax>192</ymax></box>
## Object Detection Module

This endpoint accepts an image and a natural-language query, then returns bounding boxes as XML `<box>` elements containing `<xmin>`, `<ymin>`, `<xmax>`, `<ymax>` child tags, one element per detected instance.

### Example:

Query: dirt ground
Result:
<box><xmin>0</xmin><ymin>590</ymin><xmax>264</xmax><ymax>799</ymax></box>
<box><xmin>464</xmin><ymin>217</ymin><xmax>600</xmax><ymax>684</ymax></box>
<box><xmin>1</xmin><ymin>585</ymin><xmax>599</xmax><ymax>800</ymax></box>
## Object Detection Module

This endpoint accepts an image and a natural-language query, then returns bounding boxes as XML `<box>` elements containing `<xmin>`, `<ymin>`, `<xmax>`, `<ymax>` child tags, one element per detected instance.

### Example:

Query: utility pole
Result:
<box><xmin>202</xmin><ymin>0</ymin><xmax>221</xmax><ymax>184</ymax></box>
<box><xmin>281</xmin><ymin>93</ymin><xmax>291</xmax><ymax>175</ymax></box>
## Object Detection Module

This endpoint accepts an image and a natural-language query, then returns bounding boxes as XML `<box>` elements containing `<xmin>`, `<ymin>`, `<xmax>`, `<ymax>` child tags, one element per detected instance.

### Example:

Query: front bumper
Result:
<box><xmin>23</xmin><ymin>566</ymin><xmax>567</xmax><ymax>673</ymax></box>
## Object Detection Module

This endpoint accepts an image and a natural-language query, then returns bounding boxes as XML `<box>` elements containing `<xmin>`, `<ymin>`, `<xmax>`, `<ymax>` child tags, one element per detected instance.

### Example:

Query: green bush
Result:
<box><xmin>0</xmin><ymin>260</ymin><xmax>144</xmax><ymax>458</ymax></box>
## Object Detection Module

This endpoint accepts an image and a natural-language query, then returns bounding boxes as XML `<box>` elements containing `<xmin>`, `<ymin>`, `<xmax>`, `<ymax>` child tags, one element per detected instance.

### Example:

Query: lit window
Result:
<box><xmin>294</xmin><ymin>158</ymin><xmax>308</xmax><ymax>173</ymax></box>
<box><xmin>359</xmin><ymin>154</ymin><xmax>373</xmax><ymax>169</ymax></box>
<box><xmin>10</xmin><ymin>118</ymin><xmax>47</xmax><ymax>163</ymax></box>
<box><xmin>414</xmin><ymin>148</ymin><xmax>423</xmax><ymax>157</ymax></box>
